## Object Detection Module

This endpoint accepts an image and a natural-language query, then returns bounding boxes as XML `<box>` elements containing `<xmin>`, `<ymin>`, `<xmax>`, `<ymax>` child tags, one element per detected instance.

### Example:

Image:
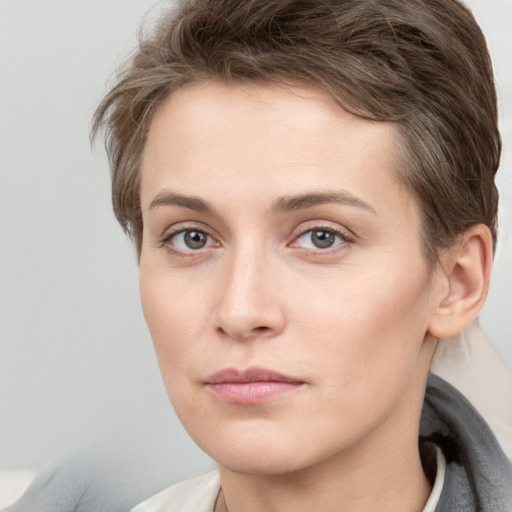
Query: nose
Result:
<box><xmin>214</xmin><ymin>248</ymin><xmax>286</xmax><ymax>341</ymax></box>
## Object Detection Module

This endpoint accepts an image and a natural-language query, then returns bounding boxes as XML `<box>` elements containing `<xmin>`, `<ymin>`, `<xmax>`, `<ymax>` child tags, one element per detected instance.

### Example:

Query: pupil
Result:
<box><xmin>311</xmin><ymin>230</ymin><xmax>335</xmax><ymax>249</ymax></box>
<box><xmin>185</xmin><ymin>230</ymin><xmax>207</xmax><ymax>249</ymax></box>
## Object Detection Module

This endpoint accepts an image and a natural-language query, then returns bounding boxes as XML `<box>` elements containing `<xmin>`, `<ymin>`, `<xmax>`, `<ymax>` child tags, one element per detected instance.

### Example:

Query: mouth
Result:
<box><xmin>204</xmin><ymin>367</ymin><xmax>305</xmax><ymax>404</ymax></box>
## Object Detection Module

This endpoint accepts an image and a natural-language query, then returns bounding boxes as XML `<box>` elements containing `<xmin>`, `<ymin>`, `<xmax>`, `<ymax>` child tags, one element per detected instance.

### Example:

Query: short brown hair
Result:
<box><xmin>92</xmin><ymin>0</ymin><xmax>500</xmax><ymax>263</ymax></box>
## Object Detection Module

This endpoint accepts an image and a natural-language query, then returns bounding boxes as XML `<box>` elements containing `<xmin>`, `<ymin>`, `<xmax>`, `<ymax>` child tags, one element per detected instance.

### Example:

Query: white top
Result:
<box><xmin>423</xmin><ymin>446</ymin><xmax>446</xmax><ymax>512</ymax></box>
<box><xmin>131</xmin><ymin>447</ymin><xmax>446</xmax><ymax>512</ymax></box>
<box><xmin>131</xmin><ymin>470</ymin><xmax>221</xmax><ymax>512</ymax></box>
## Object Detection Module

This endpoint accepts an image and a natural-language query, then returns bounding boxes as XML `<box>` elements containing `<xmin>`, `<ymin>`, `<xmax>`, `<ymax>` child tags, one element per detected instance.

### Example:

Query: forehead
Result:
<box><xmin>140</xmin><ymin>81</ymin><xmax>416</xmax><ymax>221</ymax></box>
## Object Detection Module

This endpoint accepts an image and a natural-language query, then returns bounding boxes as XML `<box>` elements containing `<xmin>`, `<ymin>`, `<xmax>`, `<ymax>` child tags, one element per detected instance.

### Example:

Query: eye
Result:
<box><xmin>164</xmin><ymin>229</ymin><xmax>217</xmax><ymax>252</ymax></box>
<box><xmin>294</xmin><ymin>228</ymin><xmax>348</xmax><ymax>250</ymax></box>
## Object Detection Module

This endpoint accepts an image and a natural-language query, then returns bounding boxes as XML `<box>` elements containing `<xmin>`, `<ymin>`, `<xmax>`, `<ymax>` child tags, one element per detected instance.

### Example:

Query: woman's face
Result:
<box><xmin>139</xmin><ymin>82</ymin><xmax>444</xmax><ymax>475</ymax></box>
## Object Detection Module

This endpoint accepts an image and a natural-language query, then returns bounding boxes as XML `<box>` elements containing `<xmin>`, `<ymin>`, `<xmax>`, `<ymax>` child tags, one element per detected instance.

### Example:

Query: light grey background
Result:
<box><xmin>1</xmin><ymin>0</ymin><xmax>511</xmax><ymax>475</ymax></box>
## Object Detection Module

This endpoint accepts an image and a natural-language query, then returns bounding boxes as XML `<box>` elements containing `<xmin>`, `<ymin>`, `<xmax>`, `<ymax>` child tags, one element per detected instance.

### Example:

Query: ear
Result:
<box><xmin>428</xmin><ymin>224</ymin><xmax>493</xmax><ymax>340</ymax></box>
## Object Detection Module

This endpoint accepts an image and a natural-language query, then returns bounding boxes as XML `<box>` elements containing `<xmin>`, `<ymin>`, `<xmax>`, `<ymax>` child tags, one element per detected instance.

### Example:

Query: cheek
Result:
<box><xmin>291</xmin><ymin>260</ymin><xmax>434</xmax><ymax>386</ymax></box>
<box><xmin>139</xmin><ymin>269</ymin><xmax>214</xmax><ymax>431</ymax></box>
<box><xmin>276</xmin><ymin>269</ymin><xmax>434</xmax><ymax>453</ymax></box>
<box><xmin>139</xmin><ymin>266</ymin><xmax>209</xmax><ymax>373</ymax></box>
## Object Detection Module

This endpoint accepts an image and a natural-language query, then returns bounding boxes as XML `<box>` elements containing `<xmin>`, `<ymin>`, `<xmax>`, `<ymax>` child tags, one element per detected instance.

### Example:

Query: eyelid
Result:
<box><xmin>158</xmin><ymin>222</ymin><xmax>221</xmax><ymax>253</ymax></box>
<box><xmin>290</xmin><ymin>220</ymin><xmax>356</xmax><ymax>242</ymax></box>
<box><xmin>159</xmin><ymin>220</ymin><xmax>215</xmax><ymax>240</ymax></box>
<box><xmin>288</xmin><ymin>220</ymin><xmax>357</xmax><ymax>252</ymax></box>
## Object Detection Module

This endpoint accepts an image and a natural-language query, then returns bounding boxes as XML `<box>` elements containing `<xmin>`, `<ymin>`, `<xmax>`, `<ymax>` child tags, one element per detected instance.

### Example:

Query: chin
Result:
<box><xmin>192</xmin><ymin>424</ymin><xmax>340</xmax><ymax>477</ymax></box>
<box><xmin>215</xmin><ymin>448</ymin><xmax>310</xmax><ymax>476</ymax></box>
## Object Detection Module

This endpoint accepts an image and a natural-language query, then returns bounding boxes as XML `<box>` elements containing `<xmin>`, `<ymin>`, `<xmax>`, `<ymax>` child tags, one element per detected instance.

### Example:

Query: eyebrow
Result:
<box><xmin>271</xmin><ymin>191</ymin><xmax>377</xmax><ymax>215</ymax></box>
<box><xmin>147</xmin><ymin>190</ymin><xmax>376</xmax><ymax>215</ymax></box>
<box><xmin>148</xmin><ymin>192</ymin><xmax>216</xmax><ymax>214</ymax></box>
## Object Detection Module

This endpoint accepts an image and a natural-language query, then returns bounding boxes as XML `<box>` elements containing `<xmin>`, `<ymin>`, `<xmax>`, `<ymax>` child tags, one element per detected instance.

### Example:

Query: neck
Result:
<box><xmin>219</xmin><ymin>439</ymin><xmax>431</xmax><ymax>512</ymax></box>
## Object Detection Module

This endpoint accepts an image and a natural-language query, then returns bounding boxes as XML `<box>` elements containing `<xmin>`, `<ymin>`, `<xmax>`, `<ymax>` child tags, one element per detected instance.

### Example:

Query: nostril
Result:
<box><xmin>216</xmin><ymin>326</ymin><xmax>228</xmax><ymax>336</ymax></box>
<box><xmin>215</xmin><ymin>324</ymin><xmax>271</xmax><ymax>340</ymax></box>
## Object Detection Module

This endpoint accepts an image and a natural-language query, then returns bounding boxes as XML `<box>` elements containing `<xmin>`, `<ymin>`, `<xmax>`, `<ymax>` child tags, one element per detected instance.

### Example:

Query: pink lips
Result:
<box><xmin>205</xmin><ymin>367</ymin><xmax>304</xmax><ymax>404</ymax></box>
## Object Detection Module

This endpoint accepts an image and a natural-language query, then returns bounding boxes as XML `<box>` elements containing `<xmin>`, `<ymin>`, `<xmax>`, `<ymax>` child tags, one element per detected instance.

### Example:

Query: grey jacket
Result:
<box><xmin>420</xmin><ymin>374</ymin><xmax>512</xmax><ymax>511</ymax></box>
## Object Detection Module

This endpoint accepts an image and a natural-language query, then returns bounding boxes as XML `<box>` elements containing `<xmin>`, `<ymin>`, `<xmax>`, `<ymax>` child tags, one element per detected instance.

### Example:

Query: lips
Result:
<box><xmin>204</xmin><ymin>367</ymin><xmax>304</xmax><ymax>404</ymax></box>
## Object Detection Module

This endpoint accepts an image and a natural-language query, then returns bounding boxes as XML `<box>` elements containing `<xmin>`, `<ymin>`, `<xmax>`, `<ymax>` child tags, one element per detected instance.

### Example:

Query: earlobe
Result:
<box><xmin>428</xmin><ymin>224</ymin><xmax>493</xmax><ymax>340</ymax></box>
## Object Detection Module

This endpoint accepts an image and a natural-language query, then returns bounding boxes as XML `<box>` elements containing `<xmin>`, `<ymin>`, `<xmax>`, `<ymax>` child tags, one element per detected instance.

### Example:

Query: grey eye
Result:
<box><xmin>168</xmin><ymin>229</ymin><xmax>213</xmax><ymax>251</ymax></box>
<box><xmin>310</xmin><ymin>230</ymin><xmax>337</xmax><ymax>248</ymax></box>
<box><xmin>184</xmin><ymin>230</ymin><xmax>208</xmax><ymax>249</ymax></box>
<box><xmin>295</xmin><ymin>229</ymin><xmax>344</xmax><ymax>250</ymax></box>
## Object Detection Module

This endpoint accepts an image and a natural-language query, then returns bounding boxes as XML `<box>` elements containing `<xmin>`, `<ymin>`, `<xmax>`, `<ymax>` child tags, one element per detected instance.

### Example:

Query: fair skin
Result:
<box><xmin>138</xmin><ymin>81</ymin><xmax>491</xmax><ymax>512</ymax></box>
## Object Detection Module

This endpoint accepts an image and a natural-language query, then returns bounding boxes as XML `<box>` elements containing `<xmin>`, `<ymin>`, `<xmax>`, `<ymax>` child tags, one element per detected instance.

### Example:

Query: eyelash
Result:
<box><xmin>158</xmin><ymin>224</ymin><xmax>218</xmax><ymax>257</ymax></box>
<box><xmin>158</xmin><ymin>223</ymin><xmax>356</xmax><ymax>257</ymax></box>
<box><xmin>291</xmin><ymin>225</ymin><xmax>355</xmax><ymax>250</ymax></box>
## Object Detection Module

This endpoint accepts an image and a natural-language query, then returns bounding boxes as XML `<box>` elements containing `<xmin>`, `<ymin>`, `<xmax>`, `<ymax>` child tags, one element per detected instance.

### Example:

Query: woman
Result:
<box><xmin>92</xmin><ymin>0</ymin><xmax>512</xmax><ymax>510</ymax></box>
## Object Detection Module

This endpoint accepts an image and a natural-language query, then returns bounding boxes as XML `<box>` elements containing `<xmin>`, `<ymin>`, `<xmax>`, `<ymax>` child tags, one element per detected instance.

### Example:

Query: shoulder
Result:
<box><xmin>131</xmin><ymin>470</ymin><xmax>221</xmax><ymax>512</ymax></box>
